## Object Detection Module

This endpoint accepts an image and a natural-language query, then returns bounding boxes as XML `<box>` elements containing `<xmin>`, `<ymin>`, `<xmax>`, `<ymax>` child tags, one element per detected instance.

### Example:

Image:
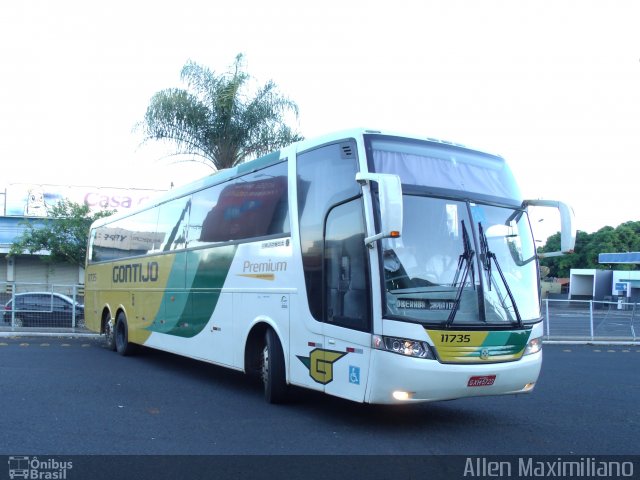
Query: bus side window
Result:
<box><xmin>155</xmin><ymin>197</ymin><xmax>191</xmax><ymax>252</ymax></box>
<box><xmin>90</xmin><ymin>209</ymin><xmax>160</xmax><ymax>262</ymax></box>
<box><xmin>189</xmin><ymin>161</ymin><xmax>289</xmax><ymax>246</ymax></box>
<box><xmin>324</xmin><ymin>199</ymin><xmax>371</xmax><ymax>332</ymax></box>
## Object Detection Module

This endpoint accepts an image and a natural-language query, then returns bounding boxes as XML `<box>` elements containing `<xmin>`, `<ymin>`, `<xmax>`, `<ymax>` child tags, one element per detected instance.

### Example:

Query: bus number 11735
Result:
<box><xmin>440</xmin><ymin>334</ymin><xmax>472</xmax><ymax>343</ymax></box>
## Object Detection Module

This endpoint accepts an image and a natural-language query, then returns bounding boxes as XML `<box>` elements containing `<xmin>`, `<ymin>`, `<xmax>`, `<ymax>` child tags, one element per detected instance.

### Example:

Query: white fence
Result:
<box><xmin>544</xmin><ymin>299</ymin><xmax>638</xmax><ymax>341</ymax></box>
<box><xmin>1</xmin><ymin>283</ymin><xmax>636</xmax><ymax>341</ymax></box>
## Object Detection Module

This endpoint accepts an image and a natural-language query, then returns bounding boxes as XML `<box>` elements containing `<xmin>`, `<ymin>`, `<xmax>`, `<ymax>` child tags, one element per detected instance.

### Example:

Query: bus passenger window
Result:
<box><xmin>189</xmin><ymin>161</ymin><xmax>289</xmax><ymax>246</ymax></box>
<box><xmin>90</xmin><ymin>209</ymin><xmax>161</xmax><ymax>261</ymax></box>
<box><xmin>155</xmin><ymin>197</ymin><xmax>191</xmax><ymax>252</ymax></box>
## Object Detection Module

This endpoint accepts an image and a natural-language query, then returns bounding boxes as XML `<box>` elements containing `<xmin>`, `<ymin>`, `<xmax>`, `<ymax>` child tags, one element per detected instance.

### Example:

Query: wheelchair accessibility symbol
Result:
<box><xmin>349</xmin><ymin>365</ymin><xmax>360</xmax><ymax>385</ymax></box>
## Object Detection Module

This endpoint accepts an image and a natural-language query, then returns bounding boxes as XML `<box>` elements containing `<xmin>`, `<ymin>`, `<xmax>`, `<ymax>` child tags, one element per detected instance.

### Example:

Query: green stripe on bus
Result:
<box><xmin>146</xmin><ymin>245</ymin><xmax>238</xmax><ymax>338</ymax></box>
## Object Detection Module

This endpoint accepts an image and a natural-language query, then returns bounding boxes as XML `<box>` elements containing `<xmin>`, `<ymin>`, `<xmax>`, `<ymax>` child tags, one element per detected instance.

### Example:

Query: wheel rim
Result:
<box><xmin>261</xmin><ymin>344</ymin><xmax>269</xmax><ymax>386</ymax></box>
<box><xmin>14</xmin><ymin>317</ymin><xmax>23</xmax><ymax>328</ymax></box>
<box><xmin>115</xmin><ymin>321</ymin><xmax>124</xmax><ymax>349</ymax></box>
<box><xmin>105</xmin><ymin>319</ymin><xmax>114</xmax><ymax>343</ymax></box>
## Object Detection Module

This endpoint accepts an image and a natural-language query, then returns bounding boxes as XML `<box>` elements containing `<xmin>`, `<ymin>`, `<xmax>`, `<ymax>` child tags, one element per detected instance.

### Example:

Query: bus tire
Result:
<box><xmin>114</xmin><ymin>312</ymin><xmax>136</xmax><ymax>356</ymax></box>
<box><xmin>262</xmin><ymin>328</ymin><xmax>288</xmax><ymax>404</ymax></box>
<box><xmin>104</xmin><ymin>315</ymin><xmax>116</xmax><ymax>351</ymax></box>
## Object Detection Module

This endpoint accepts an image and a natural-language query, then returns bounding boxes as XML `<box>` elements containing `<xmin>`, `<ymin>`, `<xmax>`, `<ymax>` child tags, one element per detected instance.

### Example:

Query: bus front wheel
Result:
<box><xmin>261</xmin><ymin>328</ymin><xmax>288</xmax><ymax>404</ymax></box>
<box><xmin>115</xmin><ymin>312</ymin><xmax>136</xmax><ymax>356</ymax></box>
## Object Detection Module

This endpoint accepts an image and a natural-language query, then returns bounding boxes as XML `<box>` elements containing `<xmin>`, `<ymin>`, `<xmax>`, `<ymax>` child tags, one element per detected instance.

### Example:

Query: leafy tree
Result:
<box><xmin>539</xmin><ymin>231</ymin><xmax>589</xmax><ymax>278</ymax></box>
<box><xmin>9</xmin><ymin>199</ymin><xmax>113</xmax><ymax>266</ymax></box>
<box><xmin>539</xmin><ymin>221</ymin><xmax>640</xmax><ymax>277</ymax></box>
<box><xmin>139</xmin><ymin>54</ymin><xmax>303</xmax><ymax>171</ymax></box>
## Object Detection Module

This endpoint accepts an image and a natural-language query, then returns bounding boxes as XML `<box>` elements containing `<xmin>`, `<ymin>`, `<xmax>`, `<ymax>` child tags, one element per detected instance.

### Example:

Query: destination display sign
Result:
<box><xmin>396</xmin><ymin>298</ymin><xmax>455</xmax><ymax>310</ymax></box>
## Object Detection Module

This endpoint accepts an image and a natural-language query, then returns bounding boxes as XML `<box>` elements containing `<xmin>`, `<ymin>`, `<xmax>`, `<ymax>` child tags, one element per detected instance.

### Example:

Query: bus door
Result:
<box><xmin>322</xmin><ymin>325</ymin><xmax>371</xmax><ymax>402</ymax></box>
<box><xmin>288</xmin><ymin>297</ymin><xmax>325</xmax><ymax>393</ymax></box>
<box><xmin>321</xmin><ymin>198</ymin><xmax>372</xmax><ymax>402</ymax></box>
<box><xmin>294</xmin><ymin>139</ymin><xmax>370</xmax><ymax>400</ymax></box>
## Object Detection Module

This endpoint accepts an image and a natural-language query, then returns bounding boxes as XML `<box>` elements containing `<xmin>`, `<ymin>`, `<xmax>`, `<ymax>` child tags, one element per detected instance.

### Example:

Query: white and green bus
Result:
<box><xmin>85</xmin><ymin>128</ymin><xmax>575</xmax><ymax>404</ymax></box>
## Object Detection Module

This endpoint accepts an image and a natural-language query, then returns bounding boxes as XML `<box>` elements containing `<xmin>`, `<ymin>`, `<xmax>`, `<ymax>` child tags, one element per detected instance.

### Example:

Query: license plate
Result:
<box><xmin>467</xmin><ymin>375</ymin><xmax>496</xmax><ymax>387</ymax></box>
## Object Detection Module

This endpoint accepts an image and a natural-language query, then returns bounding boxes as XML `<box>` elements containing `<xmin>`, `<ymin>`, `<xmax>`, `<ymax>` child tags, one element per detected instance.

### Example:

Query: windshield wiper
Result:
<box><xmin>478</xmin><ymin>222</ymin><xmax>522</xmax><ymax>326</ymax></box>
<box><xmin>446</xmin><ymin>220</ymin><xmax>475</xmax><ymax>326</ymax></box>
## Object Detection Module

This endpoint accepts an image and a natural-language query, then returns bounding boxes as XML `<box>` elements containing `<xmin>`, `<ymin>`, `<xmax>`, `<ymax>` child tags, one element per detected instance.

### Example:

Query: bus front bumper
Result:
<box><xmin>365</xmin><ymin>348</ymin><xmax>542</xmax><ymax>404</ymax></box>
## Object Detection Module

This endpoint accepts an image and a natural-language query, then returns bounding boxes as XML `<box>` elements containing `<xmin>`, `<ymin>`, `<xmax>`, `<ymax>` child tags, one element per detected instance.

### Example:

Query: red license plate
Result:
<box><xmin>467</xmin><ymin>375</ymin><xmax>496</xmax><ymax>387</ymax></box>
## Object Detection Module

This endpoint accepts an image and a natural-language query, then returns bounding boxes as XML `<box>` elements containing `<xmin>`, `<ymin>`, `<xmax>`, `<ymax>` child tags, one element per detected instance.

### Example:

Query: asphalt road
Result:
<box><xmin>0</xmin><ymin>336</ymin><xmax>638</xmax><ymax>456</ymax></box>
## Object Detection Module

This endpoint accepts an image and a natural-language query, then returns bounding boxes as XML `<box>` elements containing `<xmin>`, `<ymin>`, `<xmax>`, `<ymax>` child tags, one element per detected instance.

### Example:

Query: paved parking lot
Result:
<box><xmin>0</xmin><ymin>336</ymin><xmax>638</xmax><ymax>457</ymax></box>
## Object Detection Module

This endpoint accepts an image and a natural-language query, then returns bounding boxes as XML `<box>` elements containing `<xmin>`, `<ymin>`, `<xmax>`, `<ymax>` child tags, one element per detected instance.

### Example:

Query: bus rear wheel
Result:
<box><xmin>114</xmin><ymin>312</ymin><xmax>136</xmax><ymax>356</ymax></box>
<box><xmin>261</xmin><ymin>328</ymin><xmax>288</xmax><ymax>404</ymax></box>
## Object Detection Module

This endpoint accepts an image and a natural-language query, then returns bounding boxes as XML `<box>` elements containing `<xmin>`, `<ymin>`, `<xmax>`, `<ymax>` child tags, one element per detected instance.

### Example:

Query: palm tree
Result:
<box><xmin>140</xmin><ymin>54</ymin><xmax>303</xmax><ymax>171</ymax></box>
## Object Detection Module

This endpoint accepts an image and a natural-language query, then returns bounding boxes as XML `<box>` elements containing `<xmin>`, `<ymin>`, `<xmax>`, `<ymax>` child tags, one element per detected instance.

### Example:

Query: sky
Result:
<box><xmin>0</xmin><ymin>0</ymin><xmax>638</xmax><ymax>235</ymax></box>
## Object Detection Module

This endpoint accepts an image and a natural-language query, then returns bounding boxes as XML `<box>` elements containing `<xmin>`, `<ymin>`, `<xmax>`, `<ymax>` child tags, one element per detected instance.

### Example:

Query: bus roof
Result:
<box><xmin>289</xmin><ymin>128</ymin><xmax>503</xmax><ymax>160</ymax></box>
<box><xmin>90</xmin><ymin>128</ymin><xmax>505</xmax><ymax>228</ymax></box>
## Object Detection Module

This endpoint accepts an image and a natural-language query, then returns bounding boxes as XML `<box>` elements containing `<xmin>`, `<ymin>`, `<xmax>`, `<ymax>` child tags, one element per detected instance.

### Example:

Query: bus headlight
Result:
<box><xmin>523</xmin><ymin>337</ymin><xmax>542</xmax><ymax>356</ymax></box>
<box><xmin>372</xmin><ymin>335</ymin><xmax>435</xmax><ymax>359</ymax></box>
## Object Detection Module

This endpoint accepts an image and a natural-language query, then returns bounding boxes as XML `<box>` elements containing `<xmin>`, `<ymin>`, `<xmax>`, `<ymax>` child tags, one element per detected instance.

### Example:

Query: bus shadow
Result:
<box><xmin>288</xmin><ymin>388</ymin><xmax>496</xmax><ymax>430</ymax></box>
<box><xmin>126</xmin><ymin>344</ymin><xmax>260</xmax><ymax>393</ymax></box>
<box><xmin>122</xmin><ymin>345</ymin><xmax>501</xmax><ymax>430</ymax></box>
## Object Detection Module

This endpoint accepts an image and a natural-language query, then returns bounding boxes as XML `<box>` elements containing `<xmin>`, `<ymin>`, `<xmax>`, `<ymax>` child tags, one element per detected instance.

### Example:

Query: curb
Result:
<box><xmin>0</xmin><ymin>331</ymin><xmax>100</xmax><ymax>338</ymax></box>
<box><xmin>544</xmin><ymin>340</ymin><xmax>640</xmax><ymax>346</ymax></box>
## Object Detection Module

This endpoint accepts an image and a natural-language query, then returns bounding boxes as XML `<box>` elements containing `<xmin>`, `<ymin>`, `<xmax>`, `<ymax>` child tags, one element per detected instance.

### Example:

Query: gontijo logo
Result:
<box><xmin>297</xmin><ymin>348</ymin><xmax>347</xmax><ymax>384</ymax></box>
<box><xmin>112</xmin><ymin>261</ymin><xmax>159</xmax><ymax>283</ymax></box>
<box><xmin>8</xmin><ymin>456</ymin><xmax>73</xmax><ymax>479</ymax></box>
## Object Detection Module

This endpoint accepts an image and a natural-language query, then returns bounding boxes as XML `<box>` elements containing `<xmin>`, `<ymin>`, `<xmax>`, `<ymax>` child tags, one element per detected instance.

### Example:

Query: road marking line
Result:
<box><xmin>61</xmin><ymin>343</ymin><xmax>71</xmax><ymax>347</ymax></box>
<box><xmin>19</xmin><ymin>343</ymin><xmax>29</xmax><ymax>347</ymax></box>
<box><xmin>40</xmin><ymin>343</ymin><xmax>50</xmax><ymax>347</ymax></box>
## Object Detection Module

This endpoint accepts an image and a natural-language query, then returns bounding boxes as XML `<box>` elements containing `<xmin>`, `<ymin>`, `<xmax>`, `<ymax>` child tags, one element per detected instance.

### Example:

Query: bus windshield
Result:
<box><xmin>368</xmin><ymin>136</ymin><xmax>540</xmax><ymax>326</ymax></box>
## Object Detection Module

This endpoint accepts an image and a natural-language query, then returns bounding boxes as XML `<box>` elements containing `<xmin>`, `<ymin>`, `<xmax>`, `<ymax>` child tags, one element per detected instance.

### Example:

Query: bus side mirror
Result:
<box><xmin>522</xmin><ymin>199</ymin><xmax>576</xmax><ymax>258</ymax></box>
<box><xmin>356</xmin><ymin>172</ymin><xmax>403</xmax><ymax>246</ymax></box>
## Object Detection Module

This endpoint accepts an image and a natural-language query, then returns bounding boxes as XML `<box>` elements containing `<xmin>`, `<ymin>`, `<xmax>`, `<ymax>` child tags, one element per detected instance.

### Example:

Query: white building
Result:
<box><xmin>568</xmin><ymin>269</ymin><xmax>614</xmax><ymax>301</ymax></box>
<box><xmin>568</xmin><ymin>252</ymin><xmax>640</xmax><ymax>301</ymax></box>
